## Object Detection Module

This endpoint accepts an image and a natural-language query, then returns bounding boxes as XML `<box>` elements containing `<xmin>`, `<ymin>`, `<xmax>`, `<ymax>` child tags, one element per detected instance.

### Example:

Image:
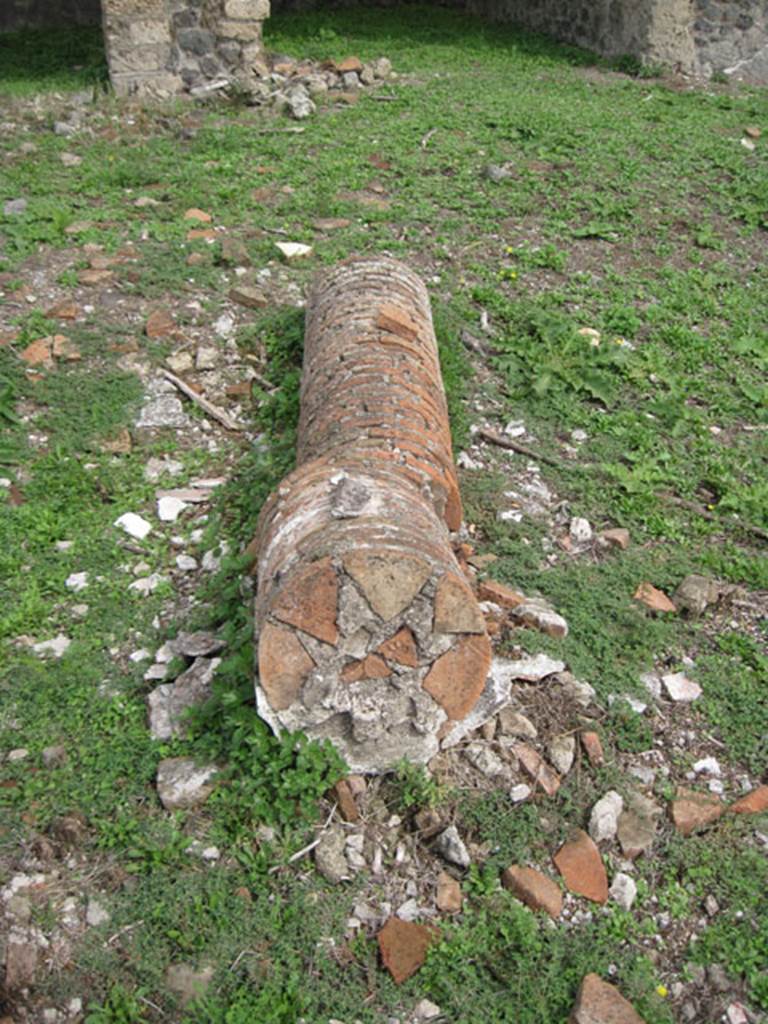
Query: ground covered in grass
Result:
<box><xmin>0</xmin><ymin>8</ymin><xmax>766</xmax><ymax>1023</ymax></box>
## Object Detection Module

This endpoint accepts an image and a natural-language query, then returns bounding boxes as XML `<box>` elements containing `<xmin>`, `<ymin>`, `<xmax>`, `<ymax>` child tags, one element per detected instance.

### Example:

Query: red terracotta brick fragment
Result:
<box><xmin>502</xmin><ymin>865</ymin><xmax>563</xmax><ymax>919</ymax></box>
<box><xmin>554</xmin><ymin>830</ymin><xmax>608</xmax><ymax>904</ymax></box>
<box><xmin>730</xmin><ymin>785</ymin><xmax>768</xmax><ymax>815</ymax></box>
<box><xmin>377</xmin><ymin>916</ymin><xmax>439</xmax><ymax>984</ymax></box>
<box><xmin>377</xmin><ymin>627</ymin><xmax>419</xmax><ymax>668</ymax></box>
<box><xmin>423</xmin><ymin>633</ymin><xmax>492</xmax><ymax>721</ymax></box>
<box><xmin>271</xmin><ymin>557</ymin><xmax>339</xmax><ymax>645</ymax></box>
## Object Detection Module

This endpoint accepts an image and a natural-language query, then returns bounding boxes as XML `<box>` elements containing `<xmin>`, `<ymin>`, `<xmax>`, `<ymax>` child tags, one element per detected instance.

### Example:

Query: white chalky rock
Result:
<box><xmin>501</xmin><ymin>653</ymin><xmax>565</xmax><ymax>682</ymax></box>
<box><xmin>510</xmin><ymin>783</ymin><xmax>532</xmax><ymax>803</ymax></box>
<box><xmin>569</xmin><ymin>517</ymin><xmax>593</xmax><ymax>545</ymax></box>
<box><xmin>693</xmin><ymin>756</ymin><xmax>721</xmax><ymax>776</ymax></box>
<box><xmin>128</xmin><ymin>573</ymin><xmax>166</xmax><ymax>595</ymax></box>
<box><xmin>157</xmin><ymin>496</ymin><xmax>188</xmax><ymax>523</ymax></box>
<box><xmin>609</xmin><ymin>872</ymin><xmax>637</xmax><ymax>911</ymax></box>
<box><xmin>65</xmin><ymin>572</ymin><xmax>88</xmax><ymax>592</ymax></box>
<box><xmin>662</xmin><ymin>672</ymin><xmax>702</xmax><ymax>702</ymax></box>
<box><xmin>86</xmin><ymin>899</ymin><xmax>110</xmax><ymax>927</ymax></box>
<box><xmin>33</xmin><ymin>635</ymin><xmax>71</xmax><ymax>659</ymax></box>
<box><xmin>548</xmin><ymin>734</ymin><xmax>576</xmax><ymax>776</ymax></box>
<box><xmin>589</xmin><ymin>790</ymin><xmax>624</xmax><ymax>843</ymax></box>
<box><xmin>275</xmin><ymin>241</ymin><xmax>313</xmax><ymax>261</ymax></box>
<box><xmin>114</xmin><ymin>512</ymin><xmax>152</xmax><ymax>540</ymax></box>
<box><xmin>156</xmin><ymin>757</ymin><xmax>217</xmax><ymax>810</ymax></box>
<box><xmin>129</xmin><ymin>649</ymin><xmax>151</xmax><ymax>663</ymax></box>
<box><xmin>175</xmin><ymin>554</ymin><xmax>199</xmax><ymax>571</ymax></box>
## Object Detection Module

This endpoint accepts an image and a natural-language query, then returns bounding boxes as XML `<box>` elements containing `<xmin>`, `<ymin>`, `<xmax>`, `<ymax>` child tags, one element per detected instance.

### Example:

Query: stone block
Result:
<box><xmin>217</xmin><ymin>18</ymin><xmax>264</xmax><ymax>41</ymax></box>
<box><xmin>224</xmin><ymin>0</ymin><xmax>270</xmax><ymax>18</ymax></box>
<box><xmin>128</xmin><ymin>19</ymin><xmax>171</xmax><ymax>45</ymax></box>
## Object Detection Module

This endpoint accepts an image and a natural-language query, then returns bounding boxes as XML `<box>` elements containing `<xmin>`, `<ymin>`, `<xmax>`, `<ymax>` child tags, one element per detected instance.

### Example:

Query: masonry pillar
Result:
<box><xmin>253</xmin><ymin>258</ymin><xmax>492</xmax><ymax>772</ymax></box>
<box><xmin>101</xmin><ymin>0</ymin><xmax>269</xmax><ymax>99</ymax></box>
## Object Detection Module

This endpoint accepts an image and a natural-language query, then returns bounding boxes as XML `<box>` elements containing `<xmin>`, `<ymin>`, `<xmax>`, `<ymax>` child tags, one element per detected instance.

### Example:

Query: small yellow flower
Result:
<box><xmin>656</xmin><ymin>985</ymin><xmax>668</xmax><ymax>998</ymax></box>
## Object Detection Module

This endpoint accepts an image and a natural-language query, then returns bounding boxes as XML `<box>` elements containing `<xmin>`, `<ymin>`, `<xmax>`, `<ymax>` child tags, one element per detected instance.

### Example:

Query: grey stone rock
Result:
<box><xmin>156</xmin><ymin>757</ymin><xmax>217</xmax><ymax>810</ymax></box>
<box><xmin>674</xmin><ymin>574</ymin><xmax>720</xmax><ymax>617</ymax></box>
<box><xmin>314</xmin><ymin>826</ymin><xmax>350</xmax><ymax>883</ymax></box>
<box><xmin>464</xmin><ymin>741</ymin><xmax>507</xmax><ymax>777</ymax></box>
<box><xmin>342</xmin><ymin>71</ymin><xmax>361</xmax><ymax>89</ymax></box>
<box><xmin>147</xmin><ymin>657</ymin><xmax>220</xmax><ymax>740</ymax></box>
<box><xmin>433</xmin><ymin>825</ymin><xmax>470</xmax><ymax>869</ymax></box>
<box><xmin>171</xmin><ymin>632</ymin><xmax>226</xmax><ymax>658</ymax></box>
<box><xmin>166</xmin><ymin>963</ymin><xmax>215</xmax><ymax>1006</ymax></box>
<box><xmin>484</xmin><ymin>163</ymin><xmax>513</xmax><ymax>183</ymax></box>
<box><xmin>136</xmin><ymin>396</ymin><xmax>189</xmax><ymax>430</ymax></box>
<box><xmin>286</xmin><ymin>85</ymin><xmax>315</xmax><ymax>120</ymax></box>
<box><xmin>42</xmin><ymin>745</ymin><xmax>67</xmax><ymax>768</ymax></box>
<box><xmin>372</xmin><ymin>57</ymin><xmax>392</xmax><ymax>79</ymax></box>
<box><xmin>589</xmin><ymin>790</ymin><xmax>623</xmax><ymax>843</ymax></box>
<box><xmin>609</xmin><ymin>872</ymin><xmax>637</xmax><ymax>911</ymax></box>
<box><xmin>497</xmin><ymin>708</ymin><xmax>538</xmax><ymax>738</ymax></box>
<box><xmin>4</xmin><ymin>198</ymin><xmax>28</xmax><ymax>215</ymax></box>
<box><xmin>178</xmin><ymin>28</ymin><xmax>215</xmax><ymax>56</ymax></box>
<box><xmin>86</xmin><ymin>898</ymin><xmax>110</xmax><ymax>927</ymax></box>
<box><xmin>548</xmin><ymin>734</ymin><xmax>576</xmax><ymax>776</ymax></box>
<box><xmin>617</xmin><ymin>790</ymin><xmax>662</xmax><ymax>858</ymax></box>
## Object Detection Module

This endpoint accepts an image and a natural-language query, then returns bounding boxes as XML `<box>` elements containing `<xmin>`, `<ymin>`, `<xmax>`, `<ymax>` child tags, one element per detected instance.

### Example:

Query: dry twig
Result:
<box><xmin>162</xmin><ymin>369</ymin><xmax>243</xmax><ymax>431</ymax></box>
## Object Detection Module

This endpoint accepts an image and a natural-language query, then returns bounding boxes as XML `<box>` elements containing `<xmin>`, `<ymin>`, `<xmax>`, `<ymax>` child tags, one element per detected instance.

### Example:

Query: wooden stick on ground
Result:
<box><xmin>162</xmin><ymin>369</ymin><xmax>243</xmax><ymax>432</ymax></box>
<box><xmin>477</xmin><ymin>428</ymin><xmax>566</xmax><ymax>470</ymax></box>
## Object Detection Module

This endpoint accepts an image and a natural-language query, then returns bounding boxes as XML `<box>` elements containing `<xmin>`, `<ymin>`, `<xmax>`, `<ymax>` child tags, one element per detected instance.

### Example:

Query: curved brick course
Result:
<box><xmin>254</xmin><ymin>257</ymin><xmax>491</xmax><ymax>772</ymax></box>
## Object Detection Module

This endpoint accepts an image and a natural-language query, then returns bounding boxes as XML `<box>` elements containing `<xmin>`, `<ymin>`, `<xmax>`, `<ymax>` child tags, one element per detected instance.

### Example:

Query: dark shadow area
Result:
<box><xmin>0</xmin><ymin>25</ymin><xmax>107</xmax><ymax>94</ymax></box>
<box><xmin>264</xmin><ymin>2</ymin><xmax>599</xmax><ymax>68</ymax></box>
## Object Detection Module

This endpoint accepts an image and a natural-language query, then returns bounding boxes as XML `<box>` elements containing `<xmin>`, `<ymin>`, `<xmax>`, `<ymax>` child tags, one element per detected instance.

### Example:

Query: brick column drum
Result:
<box><xmin>253</xmin><ymin>258</ymin><xmax>492</xmax><ymax>772</ymax></box>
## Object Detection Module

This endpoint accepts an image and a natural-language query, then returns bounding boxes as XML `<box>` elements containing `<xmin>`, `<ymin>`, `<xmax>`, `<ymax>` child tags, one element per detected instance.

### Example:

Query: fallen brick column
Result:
<box><xmin>254</xmin><ymin>257</ymin><xmax>491</xmax><ymax>772</ymax></box>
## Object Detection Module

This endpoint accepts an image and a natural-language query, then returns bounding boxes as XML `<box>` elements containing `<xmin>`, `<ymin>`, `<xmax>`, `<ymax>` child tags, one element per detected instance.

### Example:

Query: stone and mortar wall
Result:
<box><xmin>693</xmin><ymin>0</ymin><xmax>768</xmax><ymax>81</ymax></box>
<box><xmin>253</xmin><ymin>258</ymin><xmax>492</xmax><ymax>772</ymax></box>
<box><xmin>461</xmin><ymin>0</ymin><xmax>766</xmax><ymax>80</ymax></box>
<box><xmin>101</xmin><ymin>0</ymin><xmax>269</xmax><ymax>98</ymax></box>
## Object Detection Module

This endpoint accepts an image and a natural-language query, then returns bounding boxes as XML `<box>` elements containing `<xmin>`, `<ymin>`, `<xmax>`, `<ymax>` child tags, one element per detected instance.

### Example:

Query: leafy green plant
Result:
<box><xmin>393</xmin><ymin>759</ymin><xmax>446</xmax><ymax>810</ymax></box>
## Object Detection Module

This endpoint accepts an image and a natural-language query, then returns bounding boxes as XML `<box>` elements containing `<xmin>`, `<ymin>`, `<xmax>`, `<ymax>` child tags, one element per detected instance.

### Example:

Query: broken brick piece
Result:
<box><xmin>514</xmin><ymin>742</ymin><xmax>561</xmax><ymax>797</ymax></box>
<box><xmin>554</xmin><ymin>829</ymin><xmax>608</xmax><ymax>904</ymax></box>
<box><xmin>377</xmin><ymin>916</ymin><xmax>439</xmax><ymax>984</ymax></box>
<box><xmin>671</xmin><ymin>787</ymin><xmax>724</xmax><ymax>836</ymax></box>
<box><xmin>477</xmin><ymin>578</ymin><xmax>526</xmax><ymax>609</ymax></box>
<box><xmin>377</xmin><ymin>627</ymin><xmax>419</xmax><ymax>668</ymax></box>
<box><xmin>502</xmin><ymin>865</ymin><xmax>563</xmax><ymax>919</ymax></box>
<box><xmin>580</xmin><ymin>731</ymin><xmax>604</xmax><ymax>767</ymax></box>
<box><xmin>730</xmin><ymin>785</ymin><xmax>768</xmax><ymax>815</ymax></box>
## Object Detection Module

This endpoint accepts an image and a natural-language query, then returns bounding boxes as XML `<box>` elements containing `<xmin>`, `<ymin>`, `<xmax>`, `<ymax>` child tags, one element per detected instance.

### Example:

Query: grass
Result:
<box><xmin>1</xmin><ymin>5</ymin><xmax>767</xmax><ymax>1020</ymax></box>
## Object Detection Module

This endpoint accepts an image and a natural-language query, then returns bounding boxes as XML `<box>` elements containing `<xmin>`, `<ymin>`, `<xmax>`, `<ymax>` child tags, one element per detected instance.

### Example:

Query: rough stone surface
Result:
<box><xmin>156</xmin><ymin>758</ymin><xmax>217</xmax><ymax>811</ymax></box>
<box><xmin>502</xmin><ymin>865</ymin><xmax>563</xmax><ymax>919</ymax></box>
<box><xmin>433</xmin><ymin>825</ymin><xmax>471</xmax><ymax>869</ymax></box>
<box><xmin>617</xmin><ymin>791</ymin><xmax>662</xmax><ymax>859</ymax></box>
<box><xmin>589</xmin><ymin>791</ymin><xmax>624</xmax><ymax>844</ymax></box>
<box><xmin>554</xmin><ymin>830</ymin><xmax>608</xmax><ymax>904</ymax></box>
<box><xmin>569</xmin><ymin>973</ymin><xmax>647</xmax><ymax>1024</ymax></box>
<box><xmin>609</xmin><ymin>872</ymin><xmax>637</xmax><ymax>912</ymax></box>
<box><xmin>314</xmin><ymin>826</ymin><xmax>350</xmax><ymax>883</ymax></box>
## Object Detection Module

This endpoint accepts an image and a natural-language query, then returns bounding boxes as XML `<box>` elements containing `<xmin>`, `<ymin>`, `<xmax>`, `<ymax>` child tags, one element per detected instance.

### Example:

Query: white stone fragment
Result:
<box><xmin>662</xmin><ymin>672</ymin><xmax>702</xmax><ymax>702</ymax></box>
<box><xmin>589</xmin><ymin>791</ymin><xmax>624</xmax><ymax>843</ymax></box>
<box><xmin>275</xmin><ymin>241</ymin><xmax>313</xmax><ymax>261</ymax></box>
<box><xmin>569</xmin><ymin>517</ymin><xmax>593</xmax><ymax>545</ymax></box>
<box><xmin>86</xmin><ymin>899</ymin><xmax>110</xmax><ymax>927</ymax></box>
<box><xmin>114</xmin><ymin>512</ymin><xmax>152</xmax><ymax>540</ymax></box>
<box><xmin>33</xmin><ymin>635</ymin><xmax>71</xmax><ymax>659</ymax></box>
<box><xmin>65</xmin><ymin>572</ymin><xmax>89</xmax><ymax>592</ymax></box>
<box><xmin>157</xmin><ymin>496</ymin><xmax>188</xmax><ymax>522</ymax></box>
<box><xmin>693</xmin><ymin>756</ymin><xmax>721</xmax><ymax>776</ymax></box>
<box><xmin>175</xmin><ymin>554</ymin><xmax>198</xmax><ymax>571</ymax></box>
<box><xmin>510</xmin><ymin>783</ymin><xmax>532</xmax><ymax>803</ymax></box>
<box><xmin>128</xmin><ymin>573</ymin><xmax>166</xmax><ymax>595</ymax></box>
<box><xmin>609</xmin><ymin>872</ymin><xmax>637</xmax><ymax>911</ymax></box>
